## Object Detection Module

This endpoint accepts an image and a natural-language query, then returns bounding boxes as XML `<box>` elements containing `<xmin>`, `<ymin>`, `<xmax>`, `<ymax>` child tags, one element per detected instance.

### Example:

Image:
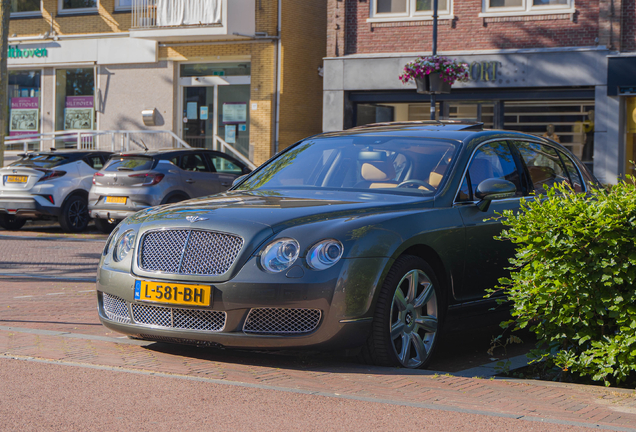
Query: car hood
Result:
<box><xmin>129</xmin><ymin>189</ymin><xmax>434</xmax><ymax>233</ymax></box>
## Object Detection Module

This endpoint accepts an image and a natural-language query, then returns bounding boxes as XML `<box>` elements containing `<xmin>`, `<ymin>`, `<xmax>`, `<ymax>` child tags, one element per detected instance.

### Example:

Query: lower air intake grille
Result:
<box><xmin>131</xmin><ymin>303</ymin><xmax>226</xmax><ymax>332</ymax></box>
<box><xmin>102</xmin><ymin>293</ymin><xmax>131</xmax><ymax>324</ymax></box>
<box><xmin>243</xmin><ymin>308</ymin><xmax>322</xmax><ymax>334</ymax></box>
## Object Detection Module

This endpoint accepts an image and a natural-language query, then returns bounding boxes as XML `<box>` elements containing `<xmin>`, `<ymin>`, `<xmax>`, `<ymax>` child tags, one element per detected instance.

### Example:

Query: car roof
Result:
<box><xmin>114</xmin><ymin>148</ymin><xmax>215</xmax><ymax>157</ymax></box>
<box><xmin>318</xmin><ymin>121</ymin><xmax>573</xmax><ymax>154</ymax></box>
<box><xmin>18</xmin><ymin>150</ymin><xmax>112</xmax><ymax>158</ymax></box>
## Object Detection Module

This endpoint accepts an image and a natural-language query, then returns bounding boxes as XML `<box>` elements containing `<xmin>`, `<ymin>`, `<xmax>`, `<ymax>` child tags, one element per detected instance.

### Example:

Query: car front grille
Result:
<box><xmin>101</xmin><ymin>293</ymin><xmax>225</xmax><ymax>332</ymax></box>
<box><xmin>102</xmin><ymin>293</ymin><xmax>131</xmax><ymax>324</ymax></box>
<box><xmin>139</xmin><ymin>229</ymin><xmax>244</xmax><ymax>276</ymax></box>
<box><xmin>131</xmin><ymin>303</ymin><xmax>226</xmax><ymax>332</ymax></box>
<box><xmin>243</xmin><ymin>308</ymin><xmax>322</xmax><ymax>334</ymax></box>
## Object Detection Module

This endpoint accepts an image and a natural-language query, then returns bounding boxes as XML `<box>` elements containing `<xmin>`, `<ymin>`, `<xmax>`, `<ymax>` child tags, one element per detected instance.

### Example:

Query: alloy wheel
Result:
<box><xmin>389</xmin><ymin>269</ymin><xmax>438</xmax><ymax>368</ymax></box>
<box><xmin>68</xmin><ymin>199</ymin><xmax>88</xmax><ymax>230</ymax></box>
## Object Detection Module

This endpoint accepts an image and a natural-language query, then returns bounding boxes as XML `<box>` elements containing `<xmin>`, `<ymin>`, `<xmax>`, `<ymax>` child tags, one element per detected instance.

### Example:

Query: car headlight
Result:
<box><xmin>102</xmin><ymin>227</ymin><xmax>120</xmax><ymax>257</ymax></box>
<box><xmin>113</xmin><ymin>230</ymin><xmax>136</xmax><ymax>262</ymax></box>
<box><xmin>260</xmin><ymin>238</ymin><xmax>300</xmax><ymax>273</ymax></box>
<box><xmin>307</xmin><ymin>239</ymin><xmax>344</xmax><ymax>270</ymax></box>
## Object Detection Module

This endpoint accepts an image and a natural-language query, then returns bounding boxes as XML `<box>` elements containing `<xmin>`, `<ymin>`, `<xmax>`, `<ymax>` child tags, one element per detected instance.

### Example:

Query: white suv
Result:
<box><xmin>0</xmin><ymin>150</ymin><xmax>112</xmax><ymax>232</ymax></box>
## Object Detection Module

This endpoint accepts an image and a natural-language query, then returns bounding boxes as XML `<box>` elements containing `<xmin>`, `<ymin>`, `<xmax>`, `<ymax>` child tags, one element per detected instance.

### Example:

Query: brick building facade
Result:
<box><xmin>6</xmin><ymin>0</ymin><xmax>326</xmax><ymax>166</ymax></box>
<box><xmin>324</xmin><ymin>0</ymin><xmax>636</xmax><ymax>184</ymax></box>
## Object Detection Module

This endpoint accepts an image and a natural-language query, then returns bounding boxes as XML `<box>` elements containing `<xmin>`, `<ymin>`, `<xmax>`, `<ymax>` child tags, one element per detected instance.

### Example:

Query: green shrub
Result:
<box><xmin>493</xmin><ymin>180</ymin><xmax>636</xmax><ymax>386</ymax></box>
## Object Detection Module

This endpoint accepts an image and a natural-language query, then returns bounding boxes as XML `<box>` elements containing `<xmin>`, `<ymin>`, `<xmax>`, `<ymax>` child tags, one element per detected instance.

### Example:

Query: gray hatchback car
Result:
<box><xmin>88</xmin><ymin>148</ymin><xmax>251</xmax><ymax>233</ymax></box>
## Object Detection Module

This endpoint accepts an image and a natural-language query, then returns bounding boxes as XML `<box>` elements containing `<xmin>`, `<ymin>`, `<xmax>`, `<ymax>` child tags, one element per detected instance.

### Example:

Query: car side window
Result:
<box><xmin>209</xmin><ymin>154</ymin><xmax>243</xmax><ymax>174</ymax></box>
<box><xmin>179</xmin><ymin>154</ymin><xmax>210</xmax><ymax>172</ymax></box>
<box><xmin>457</xmin><ymin>141</ymin><xmax>522</xmax><ymax>202</ymax></box>
<box><xmin>84</xmin><ymin>155</ymin><xmax>104</xmax><ymax>170</ymax></box>
<box><xmin>514</xmin><ymin>141</ymin><xmax>570</xmax><ymax>195</ymax></box>
<box><xmin>556</xmin><ymin>150</ymin><xmax>585</xmax><ymax>192</ymax></box>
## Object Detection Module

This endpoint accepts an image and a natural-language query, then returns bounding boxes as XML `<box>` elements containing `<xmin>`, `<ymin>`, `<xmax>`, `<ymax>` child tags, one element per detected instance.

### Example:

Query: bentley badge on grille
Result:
<box><xmin>186</xmin><ymin>216</ymin><xmax>208</xmax><ymax>223</ymax></box>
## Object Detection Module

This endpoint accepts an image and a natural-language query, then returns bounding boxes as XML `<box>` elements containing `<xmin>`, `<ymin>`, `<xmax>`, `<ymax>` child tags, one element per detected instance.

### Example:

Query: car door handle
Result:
<box><xmin>186</xmin><ymin>179</ymin><xmax>195</xmax><ymax>184</ymax></box>
<box><xmin>221</xmin><ymin>182</ymin><xmax>231</xmax><ymax>186</ymax></box>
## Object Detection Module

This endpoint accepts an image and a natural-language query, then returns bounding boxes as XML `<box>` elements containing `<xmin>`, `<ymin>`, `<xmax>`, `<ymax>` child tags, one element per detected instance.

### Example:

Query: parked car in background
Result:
<box><xmin>96</xmin><ymin>122</ymin><xmax>597</xmax><ymax>369</ymax></box>
<box><xmin>0</xmin><ymin>150</ymin><xmax>112</xmax><ymax>232</ymax></box>
<box><xmin>89</xmin><ymin>148</ymin><xmax>251</xmax><ymax>233</ymax></box>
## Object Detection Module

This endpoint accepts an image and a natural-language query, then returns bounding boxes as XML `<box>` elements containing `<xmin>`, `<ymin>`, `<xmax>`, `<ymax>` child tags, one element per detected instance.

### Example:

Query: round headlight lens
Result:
<box><xmin>102</xmin><ymin>227</ymin><xmax>120</xmax><ymax>257</ymax></box>
<box><xmin>307</xmin><ymin>239</ymin><xmax>344</xmax><ymax>270</ymax></box>
<box><xmin>260</xmin><ymin>238</ymin><xmax>300</xmax><ymax>273</ymax></box>
<box><xmin>113</xmin><ymin>230</ymin><xmax>136</xmax><ymax>262</ymax></box>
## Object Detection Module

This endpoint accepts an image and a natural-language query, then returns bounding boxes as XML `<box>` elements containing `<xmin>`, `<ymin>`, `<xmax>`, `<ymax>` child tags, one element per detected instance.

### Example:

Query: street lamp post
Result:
<box><xmin>430</xmin><ymin>0</ymin><xmax>438</xmax><ymax>120</ymax></box>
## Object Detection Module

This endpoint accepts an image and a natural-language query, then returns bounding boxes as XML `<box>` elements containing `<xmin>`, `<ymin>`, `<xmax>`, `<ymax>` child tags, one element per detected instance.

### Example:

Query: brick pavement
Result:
<box><xmin>1</xmin><ymin>233</ymin><xmax>635</xmax><ymax>430</ymax></box>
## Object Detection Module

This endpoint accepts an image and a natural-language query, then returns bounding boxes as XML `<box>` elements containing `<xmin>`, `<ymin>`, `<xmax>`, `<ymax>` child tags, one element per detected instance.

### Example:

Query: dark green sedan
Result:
<box><xmin>96</xmin><ymin>122</ymin><xmax>596</xmax><ymax>369</ymax></box>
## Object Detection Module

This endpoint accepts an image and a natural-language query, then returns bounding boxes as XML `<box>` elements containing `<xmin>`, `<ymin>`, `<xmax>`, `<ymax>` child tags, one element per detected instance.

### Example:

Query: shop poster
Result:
<box><xmin>64</xmin><ymin>96</ymin><xmax>94</xmax><ymax>130</ymax></box>
<box><xmin>226</xmin><ymin>125</ymin><xmax>236</xmax><ymax>144</ymax></box>
<box><xmin>222</xmin><ymin>103</ymin><xmax>247</xmax><ymax>124</ymax></box>
<box><xmin>9</xmin><ymin>97</ymin><xmax>39</xmax><ymax>136</ymax></box>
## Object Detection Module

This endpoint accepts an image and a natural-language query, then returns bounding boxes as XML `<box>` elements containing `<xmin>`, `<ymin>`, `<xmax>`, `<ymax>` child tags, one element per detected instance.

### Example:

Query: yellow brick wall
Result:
<box><xmin>160</xmin><ymin>42</ymin><xmax>276</xmax><ymax>166</ymax></box>
<box><xmin>9</xmin><ymin>0</ymin><xmax>129</xmax><ymax>36</ymax></box>
<box><xmin>8</xmin><ymin>0</ymin><xmax>327</xmax><ymax>166</ymax></box>
<box><xmin>279</xmin><ymin>0</ymin><xmax>327</xmax><ymax>151</ymax></box>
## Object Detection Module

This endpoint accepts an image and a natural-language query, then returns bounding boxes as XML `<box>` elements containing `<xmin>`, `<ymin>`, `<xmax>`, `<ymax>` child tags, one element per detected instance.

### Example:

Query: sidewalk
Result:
<box><xmin>0</xmin><ymin>325</ymin><xmax>634</xmax><ymax>430</ymax></box>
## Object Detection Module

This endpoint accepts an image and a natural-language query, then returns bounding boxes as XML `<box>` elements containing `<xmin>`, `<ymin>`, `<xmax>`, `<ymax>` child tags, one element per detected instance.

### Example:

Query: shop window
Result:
<box><xmin>503</xmin><ymin>101</ymin><xmax>594</xmax><ymax>166</ymax></box>
<box><xmin>370</xmin><ymin>0</ymin><xmax>452</xmax><ymax>21</ymax></box>
<box><xmin>482</xmin><ymin>0</ymin><xmax>573</xmax><ymax>15</ymax></box>
<box><xmin>7</xmin><ymin>70</ymin><xmax>41</xmax><ymax>150</ymax></box>
<box><xmin>115</xmin><ymin>0</ymin><xmax>132</xmax><ymax>10</ymax></box>
<box><xmin>58</xmin><ymin>0</ymin><xmax>97</xmax><ymax>14</ymax></box>
<box><xmin>11</xmin><ymin>0</ymin><xmax>41</xmax><ymax>16</ymax></box>
<box><xmin>55</xmin><ymin>68</ymin><xmax>95</xmax><ymax>134</ymax></box>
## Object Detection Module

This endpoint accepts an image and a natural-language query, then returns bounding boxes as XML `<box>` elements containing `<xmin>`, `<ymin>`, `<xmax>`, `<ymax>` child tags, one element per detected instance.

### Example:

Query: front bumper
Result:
<box><xmin>0</xmin><ymin>195</ymin><xmax>61</xmax><ymax>218</ymax></box>
<box><xmin>96</xmin><ymin>256</ymin><xmax>390</xmax><ymax>350</ymax></box>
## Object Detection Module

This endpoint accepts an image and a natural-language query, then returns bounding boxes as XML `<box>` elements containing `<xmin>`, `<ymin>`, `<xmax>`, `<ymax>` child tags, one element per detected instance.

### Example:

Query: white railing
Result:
<box><xmin>132</xmin><ymin>0</ymin><xmax>223</xmax><ymax>29</ymax></box>
<box><xmin>132</xmin><ymin>0</ymin><xmax>157</xmax><ymax>29</ymax></box>
<box><xmin>213</xmin><ymin>135</ymin><xmax>256</xmax><ymax>170</ymax></box>
<box><xmin>4</xmin><ymin>130</ymin><xmax>190</xmax><ymax>153</ymax></box>
<box><xmin>3</xmin><ymin>130</ymin><xmax>257</xmax><ymax>170</ymax></box>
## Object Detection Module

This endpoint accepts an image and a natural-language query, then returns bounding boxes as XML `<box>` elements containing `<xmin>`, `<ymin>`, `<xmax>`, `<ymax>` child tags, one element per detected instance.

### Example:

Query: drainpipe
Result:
<box><xmin>274</xmin><ymin>0</ymin><xmax>282</xmax><ymax>155</ymax></box>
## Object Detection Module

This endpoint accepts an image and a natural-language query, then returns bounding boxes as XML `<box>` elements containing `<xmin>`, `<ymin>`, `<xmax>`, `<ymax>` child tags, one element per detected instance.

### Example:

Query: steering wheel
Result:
<box><xmin>397</xmin><ymin>179</ymin><xmax>435</xmax><ymax>192</ymax></box>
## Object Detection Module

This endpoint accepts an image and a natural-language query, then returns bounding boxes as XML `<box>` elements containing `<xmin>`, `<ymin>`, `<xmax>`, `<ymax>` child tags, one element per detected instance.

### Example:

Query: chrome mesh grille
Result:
<box><xmin>102</xmin><ymin>293</ymin><xmax>131</xmax><ymax>324</ymax></box>
<box><xmin>139</xmin><ymin>229</ymin><xmax>243</xmax><ymax>276</ymax></box>
<box><xmin>243</xmin><ymin>308</ymin><xmax>322</xmax><ymax>334</ymax></box>
<box><xmin>131</xmin><ymin>303</ymin><xmax>226</xmax><ymax>332</ymax></box>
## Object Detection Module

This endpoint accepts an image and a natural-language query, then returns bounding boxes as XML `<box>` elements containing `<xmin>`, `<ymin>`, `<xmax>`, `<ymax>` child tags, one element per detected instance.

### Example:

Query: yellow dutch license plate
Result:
<box><xmin>134</xmin><ymin>280</ymin><xmax>211</xmax><ymax>307</ymax></box>
<box><xmin>105</xmin><ymin>196</ymin><xmax>127</xmax><ymax>204</ymax></box>
<box><xmin>7</xmin><ymin>175</ymin><xmax>27</xmax><ymax>183</ymax></box>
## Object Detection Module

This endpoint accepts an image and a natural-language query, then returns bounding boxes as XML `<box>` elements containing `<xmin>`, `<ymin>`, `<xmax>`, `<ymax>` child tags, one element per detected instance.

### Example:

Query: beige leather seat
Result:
<box><xmin>360</xmin><ymin>161</ymin><xmax>398</xmax><ymax>189</ymax></box>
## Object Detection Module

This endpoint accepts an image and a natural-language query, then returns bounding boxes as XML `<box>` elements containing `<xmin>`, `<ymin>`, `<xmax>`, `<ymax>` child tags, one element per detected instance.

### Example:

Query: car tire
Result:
<box><xmin>59</xmin><ymin>195</ymin><xmax>89</xmax><ymax>233</ymax></box>
<box><xmin>361</xmin><ymin>255</ymin><xmax>444</xmax><ymax>369</ymax></box>
<box><xmin>93</xmin><ymin>218</ymin><xmax>120</xmax><ymax>234</ymax></box>
<box><xmin>0</xmin><ymin>214</ymin><xmax>26</xmax><ymax>231</ymax></box>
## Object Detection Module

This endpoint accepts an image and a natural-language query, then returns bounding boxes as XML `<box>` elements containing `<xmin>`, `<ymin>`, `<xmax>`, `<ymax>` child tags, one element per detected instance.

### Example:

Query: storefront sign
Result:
<box><xmin>469</xmin><ymin>61</ymin><xmax>501</xmax><ymax>82</ymax></box>
<box><xmin>226</xmin><ymin>125</ymin><xmax>236</xmax><ymax>143</ymax></box>
<box><xmin>66</xmin><ymin>96</ymin><xmax>94</xmax><ymax>108</ymax></box>
<box><xmin>8</xmin><ymin>46</ymin><xmax>47</xmax><ymax>59</ymax></box>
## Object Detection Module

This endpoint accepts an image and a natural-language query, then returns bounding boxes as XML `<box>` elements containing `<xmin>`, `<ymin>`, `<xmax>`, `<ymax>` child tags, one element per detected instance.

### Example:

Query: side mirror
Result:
<box><xmin>232</xmin><ymin>174</ymin><xmax>248</xmax><ymax>187</ymax></box>
<box><xmin>475</xmin><ymin>179</ymin><xmax>517</xmax><ymax>212</ymax></box>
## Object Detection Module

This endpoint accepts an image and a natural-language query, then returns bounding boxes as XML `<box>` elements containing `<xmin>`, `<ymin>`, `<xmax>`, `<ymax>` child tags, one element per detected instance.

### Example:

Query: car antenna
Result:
<box><xmin>140</xmin><ymin>139</ymin><xmax>148</xmax><ymax>151</ymax></box>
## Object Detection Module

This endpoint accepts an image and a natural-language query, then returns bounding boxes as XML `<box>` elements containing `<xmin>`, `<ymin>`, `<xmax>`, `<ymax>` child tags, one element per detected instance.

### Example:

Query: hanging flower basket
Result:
<box><xmin>400</xmin><ymin>55</ymin><xmax>469</xmax><ymax>95</ymax></box>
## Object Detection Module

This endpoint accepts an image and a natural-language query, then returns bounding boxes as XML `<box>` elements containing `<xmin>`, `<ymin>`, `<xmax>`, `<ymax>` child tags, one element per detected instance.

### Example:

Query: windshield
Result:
<box><xmin>10</xmin><ymin>155</ymin><xmax>68</xmax><ymax>169</ymax></box>
<box><xmin>236</xmin><ymin>136</ymin><xmax>459</xmax><ymax>195</ymax></box>
<box><xmin>103</xmin><ymin>156</ymin><xmax>155</xmax><ymax>172</ymax></box>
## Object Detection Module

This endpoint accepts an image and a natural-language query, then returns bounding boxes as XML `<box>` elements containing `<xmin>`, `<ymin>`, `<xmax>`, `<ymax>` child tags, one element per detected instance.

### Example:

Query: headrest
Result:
<box><xmin>428</xmin><ymin>165</ymin><xmax>447</xmax><ymax>188</ymax></box>
<box><xmin>361</xmin><ymin>161</ymin><xmax>396</xmax><ymax>182</ymax></box>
